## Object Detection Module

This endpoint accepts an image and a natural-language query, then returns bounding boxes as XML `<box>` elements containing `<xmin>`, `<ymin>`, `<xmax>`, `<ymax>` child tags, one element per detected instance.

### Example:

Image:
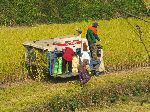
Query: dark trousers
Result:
<box><xmin>62</xmin><ymin>58</ymin><xmax>72</xmax><ymax>73</ymax></box>
<box><xmin>88</xmin><ymin>41</ymin><xmax>97</xmax><ymax>58</ymax></box>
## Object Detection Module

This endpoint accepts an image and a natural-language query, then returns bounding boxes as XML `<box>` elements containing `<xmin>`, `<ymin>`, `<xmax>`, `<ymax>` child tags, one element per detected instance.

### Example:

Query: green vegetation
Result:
<box><xmin>1</xmin><ymin>1</ymin><xmax>150</xmax><ymax>112</ymax></box>
<box><xmin>1</xmin><ymin>68</ymin><xmax>150</xmax><ymax>112</ymax></box>
<box><xmin>80</xmin><ymin>100</ymin><xmax>150</xmax><ymax>112</ymax></box>
<box><xmin>0</xmin><ymin>80</ymin><xmax>81</xmax><ymax>112</ymax></box>
<box><xmin>0</xmin><ymin>17</ymin><xmax>150</xmax><ymax>83</ymax></box>
<box><xmin>28</xmin><ymin>68</ymin><xmax>150</xmax><ymax>112</ymax></box>
<box><xmin>0</xmin><ymin>0</ymin><xmax>148</xmax><ymax>26</ymax></box>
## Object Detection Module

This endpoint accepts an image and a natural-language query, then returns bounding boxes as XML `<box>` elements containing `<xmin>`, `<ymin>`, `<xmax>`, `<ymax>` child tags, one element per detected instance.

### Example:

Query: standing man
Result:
<box><xmin>86</xmin><ymin>22</ymin><xmax>102</xmax><ymax>76</ymax></box>
<box><xmin>86</xmin><ymin>22</ymin><xmax>100</xmax><ymax>58</ymax></box>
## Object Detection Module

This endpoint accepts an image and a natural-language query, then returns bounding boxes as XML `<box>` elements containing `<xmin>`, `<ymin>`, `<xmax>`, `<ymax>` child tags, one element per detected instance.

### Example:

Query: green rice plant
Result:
<box><xmin>25</xmin><ymin>48</ymin><xmax>49</xmax><ymax>81</ymax></box>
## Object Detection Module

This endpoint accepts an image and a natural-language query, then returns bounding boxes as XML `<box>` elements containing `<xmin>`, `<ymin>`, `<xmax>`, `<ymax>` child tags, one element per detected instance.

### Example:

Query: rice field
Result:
<box><xmin>1</xmin><ymin>67</ymin><xmax>150</xmax><ymax>112</ymax></box>
<box><xmin>0</xmin><ymin>17</ymin><xmax>150</xmax><ymax>82</ymax></box>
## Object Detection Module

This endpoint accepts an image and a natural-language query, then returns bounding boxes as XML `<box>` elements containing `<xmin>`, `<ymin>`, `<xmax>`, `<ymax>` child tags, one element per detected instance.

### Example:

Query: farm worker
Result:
<box><xmin>78</xmin><ymin>43</ymin><xmax>91</xmax><ymax>85</ymax></box>
<box><xmin>78</xmin><ymin>59</ymin><xmax>91</xmax><ymax>85</ymax></box>
<box><xmin>86</xmin><ymin>22</ymin><xmax>100</xmax><ymax>44</ymax></box>
<box><xmin>62</xmin><ymin>47</ymin><xmax>74</xmax><ymax>75</ymax></box>
<box><xmin>80</xmin><ymin>43</ymin><xmax>91</xmax><ymax>64</ymax></box>
<box><xmin>86</xmin><ymin>22</ymin><xmax>100</xmax><ymax>58</ymax></box>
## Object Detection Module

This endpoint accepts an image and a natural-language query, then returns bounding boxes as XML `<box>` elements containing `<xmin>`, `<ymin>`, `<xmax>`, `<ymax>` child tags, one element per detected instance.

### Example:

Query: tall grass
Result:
<box><xmin>80</xmin><ymin>99</ymin><xmax>150</xmax><ymax>112</ymax></box>
<box><xmin>22</xmin><ymin>68</ymin><xmax>150</xmax><ymax>111</ymax></box>
<box><xmin>0</xmin><ymin>17</ymin><xmax>150</xmax><ymax>82</ymax></box>
<box><xmin>0</xmin><ymin>68</ymin><xmax>150</xmax><ymax>112</ymax></box>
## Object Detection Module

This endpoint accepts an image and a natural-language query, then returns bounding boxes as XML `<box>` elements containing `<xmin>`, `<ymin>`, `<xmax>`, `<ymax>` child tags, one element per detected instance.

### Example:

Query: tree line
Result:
<box><xmin>0</xmin><ymin>0</ymin><xmax>149</xmax><ymax>26</ymax></box>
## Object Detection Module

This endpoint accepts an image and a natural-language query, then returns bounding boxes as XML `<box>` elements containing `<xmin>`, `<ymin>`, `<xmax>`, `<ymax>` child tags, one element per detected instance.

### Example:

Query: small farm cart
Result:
<box><xmin>23</xmin><ymin>34</ymin><xmax>105</xmax><ymax>78</ymax></box>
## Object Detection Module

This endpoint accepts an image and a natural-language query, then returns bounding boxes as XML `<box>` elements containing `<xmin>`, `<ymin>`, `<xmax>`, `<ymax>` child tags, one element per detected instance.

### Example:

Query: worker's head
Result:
<box><xmin>92</xmin><ymin>22</ymin><xmax>99</xmax><ymax>28</ymax></box>
<box><xmin>83</xmin><ymin>59</ymin><xmax>89</xmax><ymax>65</ymax></box>
<box><xmin>83</xmin><ymin>43</ymin><xmax>88</xmax><ymax>51</ymax></box>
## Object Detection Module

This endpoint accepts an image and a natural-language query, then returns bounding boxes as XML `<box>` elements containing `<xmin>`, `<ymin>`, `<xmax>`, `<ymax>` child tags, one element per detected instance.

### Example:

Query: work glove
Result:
<box><xmin>97</xmin><ymin>37</ymin><xmax>100</xmax><ymax>41</ymax></box>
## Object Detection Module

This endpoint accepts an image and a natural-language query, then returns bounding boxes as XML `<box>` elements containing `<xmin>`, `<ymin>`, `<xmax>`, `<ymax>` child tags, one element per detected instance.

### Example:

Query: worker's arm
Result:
<box><xmin>94</xmin><ymin>34</ymin><xmax>100</xmax><ymax>41</ymax></box>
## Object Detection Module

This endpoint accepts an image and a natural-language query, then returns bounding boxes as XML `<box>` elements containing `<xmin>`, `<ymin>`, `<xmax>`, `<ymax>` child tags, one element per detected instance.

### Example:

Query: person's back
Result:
<box><xmin>86</xmin><ymin>22</ymin><xmax>100</xmax><ymax>45</ymax></box>
<box><xmin>80</xmin><ymin>43</ymin><xmax>91</xmax><ymax>65</ymax></box>
<box><xmin>62</xmin><ymin>47</ymin><xmax>74</xmax><ymax>75</ymax></box>
<box><xmin>63</xmin><ymin>47</ymin><xmax>74</xmax><ymax>61</ymax></box>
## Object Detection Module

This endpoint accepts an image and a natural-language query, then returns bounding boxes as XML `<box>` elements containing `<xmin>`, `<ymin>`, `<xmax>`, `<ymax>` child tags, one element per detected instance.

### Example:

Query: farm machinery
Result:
<box><xmin>23</xmin><ymin>33</ymin><xmax>105</xmax><ymax>78</ymax></box>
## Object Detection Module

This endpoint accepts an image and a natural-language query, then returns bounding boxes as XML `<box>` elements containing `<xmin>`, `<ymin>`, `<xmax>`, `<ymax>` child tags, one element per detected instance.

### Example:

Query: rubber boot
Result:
<box><xmin>57</xmin><ymin>57</ymin><xmax>62</xmax><ymax>75</ymax></box>
<box><xmin>54</xmin><ymin>60</ymin><xmax>58</xmax><ymax>75</ymax></box>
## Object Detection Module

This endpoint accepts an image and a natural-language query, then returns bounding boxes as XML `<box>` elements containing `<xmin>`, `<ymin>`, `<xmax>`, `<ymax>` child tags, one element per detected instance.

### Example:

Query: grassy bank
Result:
<box><xmin>0</xmin><ymin>67</ymin><xmax>150</xmax><ymax>112</ymax></box>
<box><xmin>79</xmin><ymin>99</ymin><xmax>150</xmax><ymax>112</ymax></box>
<box><xmin>0</xmin><ymin>80</ymin><xmax>81</xmax><ymax>112</ymax></box>
<box><xmin>0</xmin><ymin>17</ymin><xmax>150</xmax><ymax>82</ymax></box>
